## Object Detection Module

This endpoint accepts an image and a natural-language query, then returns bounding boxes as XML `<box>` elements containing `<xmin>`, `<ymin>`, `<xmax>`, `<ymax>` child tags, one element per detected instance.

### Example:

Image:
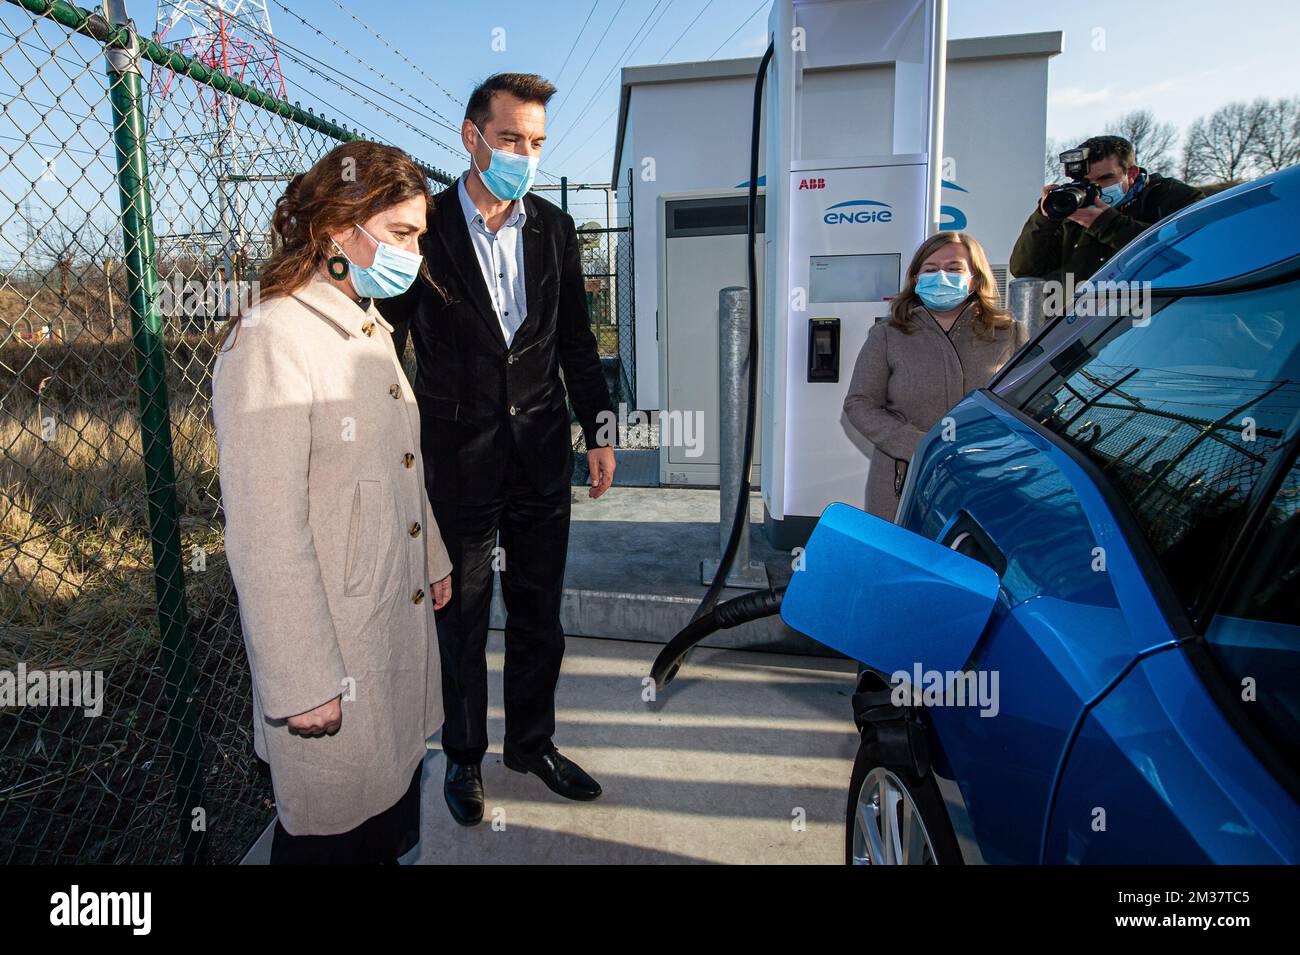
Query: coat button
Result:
<box><xmin>409</xmin><ymin>522</ymin><xmax>421</xmax><ymax>537</ymax></box>
<box><xmin>361</xmin><ymin>321</ymin><xmax>375</xmax><ymax>337</ymax></box>
<box><xmin>509</xmin><ymin>405</ymin><xmax>518</xmax><ymax>415</ymax></box>
<box><xmin>389</xmin><ymin>384</ymin><xmax>401</xmax><ymax>399</ymax></box>
<box><xmin>413</xmin><ymin>588</ymin><xmax>425</xmax><ymax>604</ymax></box>
<box><xmin>507</xmin><ymin>354</ymin><xmax>516</xmax><ymax>364</ymax></box>
<box><xmin>403</xmin><ymin>452</ymin><xmax>415</xmax><ymax>468</ymax></box>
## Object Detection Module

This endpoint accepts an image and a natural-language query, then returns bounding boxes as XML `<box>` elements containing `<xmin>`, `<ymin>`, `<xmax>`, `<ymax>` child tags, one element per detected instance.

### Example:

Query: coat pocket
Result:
<box><xmin>343</xmin><ymin>479</ymin><xmax>382</xmax><ymax>597</ymax></box>
<box><xmin>415</xmin><ymin>390</ymin><xmax>459</xmax><ymax>422</ymax></box>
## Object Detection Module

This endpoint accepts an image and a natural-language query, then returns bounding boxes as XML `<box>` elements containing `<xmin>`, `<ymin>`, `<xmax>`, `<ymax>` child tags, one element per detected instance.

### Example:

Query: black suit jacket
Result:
<box><xmin>378</xmin><ymin>183</ymin><xmax>613</xmax><ymax>505</ymax></box>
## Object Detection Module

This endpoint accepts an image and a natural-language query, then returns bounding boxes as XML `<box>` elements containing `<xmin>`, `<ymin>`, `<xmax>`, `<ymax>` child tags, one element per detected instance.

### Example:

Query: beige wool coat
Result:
<box><xmin>211</xmin><ymin>269</ymin><xmax>453</xmax><ymax>836</ymax></box>
<box><xmin>844</xmin><ymin>303</ymin><xmax>1027</xmax><ymax>520</ymax></box>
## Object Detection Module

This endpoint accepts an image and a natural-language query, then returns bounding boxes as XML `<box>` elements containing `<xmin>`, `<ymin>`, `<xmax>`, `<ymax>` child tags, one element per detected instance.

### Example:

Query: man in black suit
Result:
<box><xmin>379</xmin><ymin>73</ymin><xmax>616</xmax><ymax>826</ymax></box>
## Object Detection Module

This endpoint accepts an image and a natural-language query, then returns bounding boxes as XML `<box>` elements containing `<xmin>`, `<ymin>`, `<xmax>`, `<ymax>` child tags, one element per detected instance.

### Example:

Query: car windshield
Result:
<box><xmin>1003</xmin><ymin>278</ymin><xmax>1300</xmax><ymax>619</ymax></box>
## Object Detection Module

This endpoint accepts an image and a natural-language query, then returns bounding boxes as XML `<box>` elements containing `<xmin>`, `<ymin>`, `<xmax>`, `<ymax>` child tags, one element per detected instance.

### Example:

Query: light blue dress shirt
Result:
<box><xmin>457</xmin><ymin>170</ymin><xmax>528</xmax><ymax>348</ymax></box>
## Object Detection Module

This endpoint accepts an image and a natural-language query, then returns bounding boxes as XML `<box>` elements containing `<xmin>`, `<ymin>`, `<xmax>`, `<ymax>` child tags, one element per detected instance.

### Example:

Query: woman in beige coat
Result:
<box><xmin>211</xmin><ymin>141</ymin><xmax>452</xmax><ymax>864</ymax></box>
<box><xmin>844</xmin><ymin>232</ymin><xmax>1027</xmax><ymax>520</ymax></box>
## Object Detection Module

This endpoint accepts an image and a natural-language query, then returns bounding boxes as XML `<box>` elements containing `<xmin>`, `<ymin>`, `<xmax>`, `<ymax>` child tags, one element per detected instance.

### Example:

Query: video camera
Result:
<box><xmin>1043</xmin><ymin>147</ymin><xmax>1099</xmax><ymax>221</ymax></box>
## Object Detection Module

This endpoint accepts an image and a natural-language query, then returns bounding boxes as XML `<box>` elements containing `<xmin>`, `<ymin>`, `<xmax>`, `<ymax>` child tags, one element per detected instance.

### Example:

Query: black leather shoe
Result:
<box><xmin>443</xmin><ymin>759</ymin><xmax>484</xmax><ymax>826</ymax></box>
<box><xmin>503</xmin><ymin>748</ymin><xmax>602</xmax><ymax>801</ymax></box>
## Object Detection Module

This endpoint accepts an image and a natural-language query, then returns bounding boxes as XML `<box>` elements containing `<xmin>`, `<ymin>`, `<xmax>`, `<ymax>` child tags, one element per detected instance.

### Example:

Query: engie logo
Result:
<box><xmin>798</xmin><ymin>177</ymin><xmax>826</xmax><ymax>190</ymax></box>
<box><xmin>940</xmin><ymin>179</ymin><xmax>968</xmax><ymax>231</ymax></box>
<box><xmin>824</xmin><ymin>199</ymin><xmax>893</xmax><ymax>225</ymax></box>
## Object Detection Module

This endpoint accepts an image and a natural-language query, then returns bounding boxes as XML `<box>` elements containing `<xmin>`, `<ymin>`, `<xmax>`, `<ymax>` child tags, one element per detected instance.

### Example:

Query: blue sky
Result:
<box><xmin>149</xmin><ymin>0</ymin><xmax>1299</xmax><ymax>195</ymax></box>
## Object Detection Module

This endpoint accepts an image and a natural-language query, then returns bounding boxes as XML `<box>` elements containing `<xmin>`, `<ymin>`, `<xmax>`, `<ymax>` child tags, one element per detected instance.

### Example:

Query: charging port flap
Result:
<box><xmin>781</xmin><ymin>503</ymin><xmax>1001</xmax><ymax>675</ymax></box>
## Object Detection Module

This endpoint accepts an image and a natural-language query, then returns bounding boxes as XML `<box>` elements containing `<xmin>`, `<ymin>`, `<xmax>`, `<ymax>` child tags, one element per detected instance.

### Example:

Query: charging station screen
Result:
<box><xmin>808</xmin><ymin>253</ymin><xmax>900</xmax><ymax>303</ymax></box>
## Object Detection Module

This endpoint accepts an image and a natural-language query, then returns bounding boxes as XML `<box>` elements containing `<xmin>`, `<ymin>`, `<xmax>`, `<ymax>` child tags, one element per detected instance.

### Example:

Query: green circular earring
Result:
<box><xmin>326</xmin><ymin>254</ymin><xmax>348</xmax><ymax>279</ymax></box>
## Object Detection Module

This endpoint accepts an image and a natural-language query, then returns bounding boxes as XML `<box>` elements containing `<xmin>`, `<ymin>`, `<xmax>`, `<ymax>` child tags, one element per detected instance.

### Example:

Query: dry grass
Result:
<box><xmin>0</xmin><ymin>397</ymin><xmax>231</xmax><ymax>673</ymax></box>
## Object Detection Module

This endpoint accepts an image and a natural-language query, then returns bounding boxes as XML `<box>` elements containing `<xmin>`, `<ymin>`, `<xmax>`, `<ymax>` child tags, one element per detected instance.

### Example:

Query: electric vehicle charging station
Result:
<box><xmin>760</xmin><ymin>0</ymin><xmax>948</xmax><ymax>549</ymax></box>
<box><xmin>652</xmin><ymin>0</ymin><xmax>951</xmax><ymax>686</ymax></box>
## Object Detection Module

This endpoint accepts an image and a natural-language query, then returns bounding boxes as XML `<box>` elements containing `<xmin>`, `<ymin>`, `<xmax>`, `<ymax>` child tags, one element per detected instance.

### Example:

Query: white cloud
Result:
<box><xmin>1049</xmin><ymin>85</ymin><xmax>1114</xmax><ymax>108</ymax></box>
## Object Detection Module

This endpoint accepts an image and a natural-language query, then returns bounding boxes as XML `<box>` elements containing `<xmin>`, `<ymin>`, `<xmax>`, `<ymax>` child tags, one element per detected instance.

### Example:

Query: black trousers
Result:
<box><xmin>432</xmin><ymin>442</ymin><xmax>571</xmax><ymax>766</ymax></box>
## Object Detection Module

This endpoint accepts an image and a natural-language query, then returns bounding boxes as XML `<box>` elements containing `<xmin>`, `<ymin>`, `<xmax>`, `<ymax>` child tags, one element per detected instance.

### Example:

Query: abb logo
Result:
<box><xmin>798</xmin><ymin>177</ymin><xmax>826</xmax><ymax>190</ymax></box>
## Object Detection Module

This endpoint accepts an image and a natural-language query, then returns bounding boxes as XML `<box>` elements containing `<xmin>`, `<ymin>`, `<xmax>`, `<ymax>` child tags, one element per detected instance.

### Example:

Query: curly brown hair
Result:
<box><xmin>216</xmin><ymin>140</ymin><xmax>433</xmax><ymax>350</ymax></box>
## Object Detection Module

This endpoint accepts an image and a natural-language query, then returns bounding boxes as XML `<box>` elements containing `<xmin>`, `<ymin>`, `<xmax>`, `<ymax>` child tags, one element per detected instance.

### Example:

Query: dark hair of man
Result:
<box><xmin>465</xmin><ymin>73</ymin><xmax>558</xmax><ymax>128</ymax></box>
<box><xmin>1078</xmin><ymin>134</ymin><xmax>1137</xmax><ymax>170</ymax></box>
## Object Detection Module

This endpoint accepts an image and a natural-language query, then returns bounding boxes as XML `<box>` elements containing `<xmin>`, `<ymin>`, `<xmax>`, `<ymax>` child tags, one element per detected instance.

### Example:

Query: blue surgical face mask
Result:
<box><xmin>1098</xmin><ymin>181</ymin><xmax>1128</xmax><ymax>206</ymax></box>
<box><xmin>471</xmin><ymin>122</ymin><xmax>539</xmax><ymax>201</ymax></box>
<box><xmin>914</xmin><ymin>270</ymin><xmax>972</xmax><ymax>311</ymax></box>
<box><xmin>335</xmin><ymin>223</ymin><xmax>422</xmax><ymax>299</ymax></box>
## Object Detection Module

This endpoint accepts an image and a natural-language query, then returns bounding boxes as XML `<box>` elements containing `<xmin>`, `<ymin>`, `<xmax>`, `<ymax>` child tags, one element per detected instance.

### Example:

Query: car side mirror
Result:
<box><xmin>781</xmin><ymin>503</ymin><xmax>1001</xmax><ymax>675</ymax></box>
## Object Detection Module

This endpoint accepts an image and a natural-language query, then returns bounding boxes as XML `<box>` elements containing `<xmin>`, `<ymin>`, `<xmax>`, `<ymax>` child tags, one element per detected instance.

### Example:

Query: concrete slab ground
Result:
<box><xmin>243</xmin><ymin>632</ymin><xmax>860</xmax><ymax>865</ymax></box>
<box><xmin>491</xmin><ymin>484</ymin><xmax>836</xmax><ymax>657</ymax></box>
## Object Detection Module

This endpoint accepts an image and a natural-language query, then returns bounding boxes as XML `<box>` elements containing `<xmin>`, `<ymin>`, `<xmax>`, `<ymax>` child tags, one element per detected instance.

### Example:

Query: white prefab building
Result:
<box><xmin>611</xmin><ymin>29</ymin><xmax>1063</xmax><ymax>430</ymax></box>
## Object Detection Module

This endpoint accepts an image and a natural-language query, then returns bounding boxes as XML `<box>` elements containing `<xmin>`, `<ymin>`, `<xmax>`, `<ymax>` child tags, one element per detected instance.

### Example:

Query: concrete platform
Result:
<box><xmin>489</xmin><ymin>484</ymin><xmax>832</xmax><ymax>657</ymax></box>
<box><xmin>243</xmin><ymin>632</ymin><xmax>860</xmax><ymax>864</ymax></box>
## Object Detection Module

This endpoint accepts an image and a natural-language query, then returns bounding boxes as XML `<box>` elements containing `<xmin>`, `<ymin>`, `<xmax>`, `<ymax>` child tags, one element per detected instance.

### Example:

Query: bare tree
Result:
<box><xmin>1105</xmin><ymin>109</ymin><xmax>1179</xmax><ymax>175</ymax></box>
<box><xmin>1250</xmin><ymin>96</ymin><xmax>1300</xmax><ymax>173</ymax></box>
<box><xmin>28</xmin><ymin>214</ymin><xmax>114</xmax><ymax>334</ymax></box>
<box><xmin>1182</xmin><ymin>100</ymin><xmax>1265</xmax><ymax>185</ymax></box>
<box><xmin>1044</xmin><ymin>137</ymin><xmax>1067</xmax><ymax>184</ymax></box>
<box><xmin>30</xmin><ymin>219</ymin><xmax>80</xmax><ymax>302</ymax></box>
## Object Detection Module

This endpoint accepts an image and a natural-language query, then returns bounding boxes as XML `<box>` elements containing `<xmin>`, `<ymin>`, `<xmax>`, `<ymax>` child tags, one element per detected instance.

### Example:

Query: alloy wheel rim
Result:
<box><xmin>851</xmin><ymin>767</ymin><xmax>938</xmax><ymax>864</ymax></box>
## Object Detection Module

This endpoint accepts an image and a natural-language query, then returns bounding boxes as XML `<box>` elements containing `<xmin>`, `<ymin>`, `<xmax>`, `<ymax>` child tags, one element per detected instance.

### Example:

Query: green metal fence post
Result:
<box><xmin>102</xmin><ymin>0</ymin><xmax>206</xmax><ymax>864</ymax></box>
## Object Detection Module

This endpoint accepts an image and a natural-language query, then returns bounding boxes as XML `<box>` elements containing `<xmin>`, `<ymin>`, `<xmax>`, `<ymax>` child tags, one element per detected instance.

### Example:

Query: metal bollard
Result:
<box><xmin>1007</xmin><ymin>276</ymin><xmax>1048</xmax><ymax>338</ymax></box>
<box><xmin>702</xmin><ymin>287</ymin><xmax>769</xmax><ymax>589</ymax></box>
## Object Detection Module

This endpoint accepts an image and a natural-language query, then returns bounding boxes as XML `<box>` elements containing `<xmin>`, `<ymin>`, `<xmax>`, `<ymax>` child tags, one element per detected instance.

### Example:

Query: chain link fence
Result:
<box><xmin>565</xmin><ymin>172</ymin><xmax>637</xmax><ymax>465</ymax></box>
<box><xmin>577</xmin><ymin>224</ymin><xmax>635</xmax><ymax>409</ymax></box>
<box><xmin>0</xmin><ymin>0</ymin><xmax>453</xmax><ymax>863</ymax></box>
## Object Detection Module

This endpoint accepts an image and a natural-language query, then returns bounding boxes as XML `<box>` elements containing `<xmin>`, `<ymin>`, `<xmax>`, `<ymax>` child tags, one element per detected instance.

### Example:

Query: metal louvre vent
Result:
<box><xmin>990</xmin><ymin>265</ymin><xmax>1009</xmax><ymax>308</ymax></box>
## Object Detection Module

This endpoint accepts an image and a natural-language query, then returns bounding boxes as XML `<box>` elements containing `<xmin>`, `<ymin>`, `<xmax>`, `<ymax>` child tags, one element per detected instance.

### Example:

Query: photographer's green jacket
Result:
<box><xmin>1010</xmin><ymin>173</ymin><xmax>1204</xmax><ymax>283</ymax></box>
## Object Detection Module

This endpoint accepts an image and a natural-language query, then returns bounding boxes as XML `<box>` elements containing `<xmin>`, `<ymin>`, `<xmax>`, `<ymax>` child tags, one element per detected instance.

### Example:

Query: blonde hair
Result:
<box><xmin>889</xmin><ymin>231</ymin><xmax>1010</xmax><ymax>340</ymax></box>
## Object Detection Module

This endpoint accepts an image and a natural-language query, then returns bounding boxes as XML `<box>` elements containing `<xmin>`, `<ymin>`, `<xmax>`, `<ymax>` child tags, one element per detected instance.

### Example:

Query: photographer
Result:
<box><xmin>1010</xmin><ymin>135</ymin><xmax>1203</xmax><ymax>283</ymax></box>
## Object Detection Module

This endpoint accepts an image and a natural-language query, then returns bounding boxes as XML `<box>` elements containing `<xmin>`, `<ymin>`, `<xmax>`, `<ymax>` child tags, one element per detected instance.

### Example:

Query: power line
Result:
<box><xmin>549</xmin><ymin>0</ymin><xmax>719</xmax><ymax>169</ymax></box>
<box><xmin>551</xmin><ymin>0</ymin><xmax>601</xmax><ymax>90</ymax></box>
<box><xmin>269</xmin><ymin>0</ymin><xmax>461</xmax><ymax>132</ymax></box>
<box><xmin>187</xmin><ymin>0</ymin><xmax>465</xmax><ymax>162</ymax></box>
<box><xmin>707</xmin><ymin>0</ymin><xmax>769</xmax><ymax>59</ymax></box>
<box><xmin>544</xmin><ymin>0</ymin><xmax>678</xmax><ymax>168</ymax></box>
<box><xmin>658</xmin><ymin>0</ymin><xmax>717</xmax><ymax>63</ymax></box>
<box><xmin>270</xmin><ymin>45</ymin><xmax>464</xmax><ymax>161</ymax></box>
<box><xmin>543</xmin><ymin>0</ymin><xmax>671</xmax><ymax>160</ymax></box>
<box><xmin>547</xmin><ymin>0</ymin><xmax>630</xmax><ymax>125</ymax></box>
<box><xmin>327</xmin><ymin>0</ymin><xmax>465</xmax><ymax>107</ymax></box>
<box><xmin>551</xmin><ymin>0</ymin><xmax>759</xmax><ymax>178</ymax></box>
<box><xmin>254</xmin><ymin>0</ymin><xmax>564</xmax><ymax>184</ymax></box>
<box><xmin>198</xmin><ymin>0</ymin><xmax>459</xmax><ymax>136</ymax></box>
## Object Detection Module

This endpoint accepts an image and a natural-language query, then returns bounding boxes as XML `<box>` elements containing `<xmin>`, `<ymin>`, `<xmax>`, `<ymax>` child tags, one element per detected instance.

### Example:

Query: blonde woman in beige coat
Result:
<box><xmin>844</xmin><ymin>232</ymin><xmax>1027</xmax><ymax>520</ymax></box>
<box><xmin>211</xmin><ymin>141</ymin><xmax>452</xmax><ymax>864</ymax></box>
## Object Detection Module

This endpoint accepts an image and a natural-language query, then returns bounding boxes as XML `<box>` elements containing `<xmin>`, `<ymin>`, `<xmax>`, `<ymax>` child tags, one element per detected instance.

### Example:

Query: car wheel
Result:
<box><xmin>844</xmin><ymin>735</ymin><xmax>962</xmax><ymax>865</ymax></box>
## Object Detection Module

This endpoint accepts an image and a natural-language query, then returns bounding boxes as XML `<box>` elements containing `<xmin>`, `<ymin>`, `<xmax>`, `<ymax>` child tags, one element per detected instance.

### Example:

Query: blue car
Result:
<box><xmin>782</xmin><ymin>165</ymin><xmax>1300</xmax><ymax>864</ymax></box>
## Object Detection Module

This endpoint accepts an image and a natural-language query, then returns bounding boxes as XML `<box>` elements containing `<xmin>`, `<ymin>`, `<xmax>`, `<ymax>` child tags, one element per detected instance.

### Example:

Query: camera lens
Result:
<box><xmin>1043</xmin><ymin>184</ymin><xmax>1088</xmax><ymax>221</ymax></box>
